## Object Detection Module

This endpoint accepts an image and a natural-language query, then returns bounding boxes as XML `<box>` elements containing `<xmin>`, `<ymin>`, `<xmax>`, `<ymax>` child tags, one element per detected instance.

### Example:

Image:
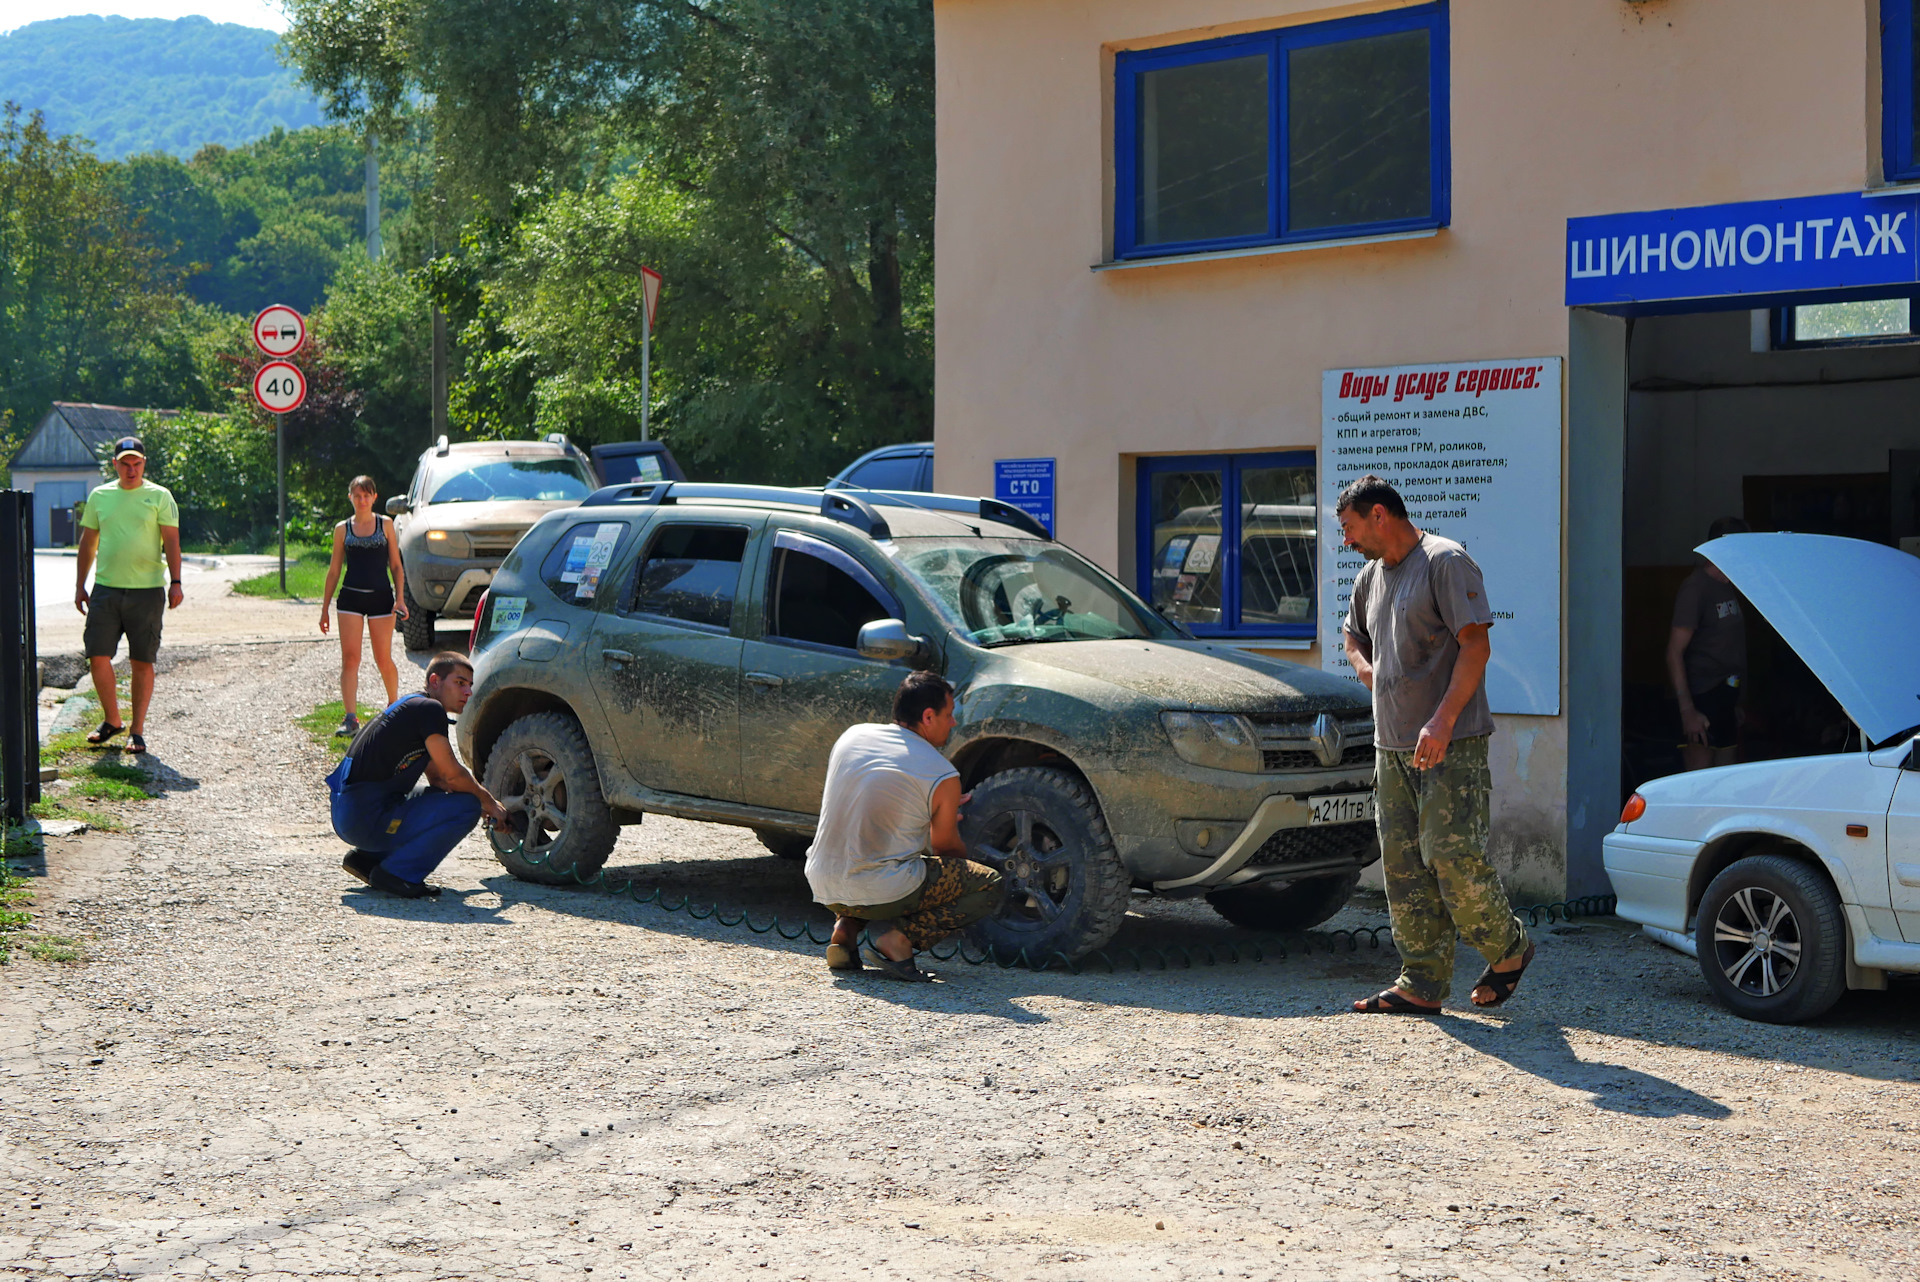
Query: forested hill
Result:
<box><xmin>0</xmin><ymin>15</ymin><xmax>324</xmax><ymax>160</ymax></box>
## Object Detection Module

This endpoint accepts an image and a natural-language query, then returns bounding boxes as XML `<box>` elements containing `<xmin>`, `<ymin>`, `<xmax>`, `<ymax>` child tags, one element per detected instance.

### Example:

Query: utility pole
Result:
<box><xmin>431</xmin><ymin>307</ymin><xmax>448</xmax><ymax>444</ymax></box>
<box><xmin>364</xmin><ymin>135</ymin><xmax>381</xmax><ymax>262</ymax></box>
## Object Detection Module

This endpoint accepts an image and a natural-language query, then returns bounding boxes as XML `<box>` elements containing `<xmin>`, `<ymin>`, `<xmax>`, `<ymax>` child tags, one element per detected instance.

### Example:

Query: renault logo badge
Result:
<box><xmin>1309</xmin><ymin>713</ymin><xmax>1345</xmax><ymax>768</ymax></box>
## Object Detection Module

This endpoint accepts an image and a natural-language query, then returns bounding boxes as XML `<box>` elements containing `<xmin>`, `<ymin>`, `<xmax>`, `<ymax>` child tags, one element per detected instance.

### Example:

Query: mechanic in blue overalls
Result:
<box><xmin>329</xmin><ymin>651</ymin><xmax>510</xmax><ymax>898</ymax></box>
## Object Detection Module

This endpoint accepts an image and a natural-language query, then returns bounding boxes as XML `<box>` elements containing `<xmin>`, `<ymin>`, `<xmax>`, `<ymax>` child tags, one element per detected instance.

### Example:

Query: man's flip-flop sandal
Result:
<box><xmin>1471</xmin><ymin>942</ymin><xmax>1538</xmax><ymax>1008</ymax></box>
<box><xmin>825</xmin><ymin>942</ymin><xmax>864</xmax><ymax>971</ymax></box>
<box><xmin>858</xmin><ymin>942</ymin><xmax>932</xmax><ymax>983</ymax></box>
<box><xmin>86</xmin><ymin>721</ymin><xmax>124</xmax><ymax>746</ymax></box>
<box><xmin>1351</xmin><ymin>989</ymin><xmax>1442</xmax><ymax>1015</ymax></box>
<box><xmin>126</xmin><ymin>733</ymin><xmax>147</xmax><ymax>755</ymax></box>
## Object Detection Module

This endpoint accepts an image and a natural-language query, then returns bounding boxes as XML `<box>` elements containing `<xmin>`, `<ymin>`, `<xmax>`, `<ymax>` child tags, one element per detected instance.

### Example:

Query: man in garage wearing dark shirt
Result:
<box><xmin>1667</xmin><ymin>517</ymin><xmax>1749</xmax><ymax>772</ymax></box>
<box><xmin>328</xmin><ymin>651</ymin><xmax>509</xmax><ymax>897</ymax></box>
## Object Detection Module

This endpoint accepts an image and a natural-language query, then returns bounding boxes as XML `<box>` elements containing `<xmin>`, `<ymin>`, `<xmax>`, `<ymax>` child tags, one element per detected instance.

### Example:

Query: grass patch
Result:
<box><xmin>24</xmin><ymin>934</ymin><xmax>83</xmax><ymax>964</ymax></box>
<box><xmin>232</xmin><ymin>545</ymin><xmax>332</xmax><ymax>600</ymax></box>
<box><xmin>29</xmin><ymin>799</ymin><xmax>124</xmax><ymax>831</ymax></box>
<box><xmin>0</xmin><ymin>858</ymin><xmax>32</xmax><ymax>964</ymax></box>
<box><xmin>63</xmin><ymin>759</ymin><xmax>151</xmax><ymax>803</ymax></box>
<box><xmin>298</xmin><ymin>700</ymin><xmax>378</xmax><ymax>756</ymax></box>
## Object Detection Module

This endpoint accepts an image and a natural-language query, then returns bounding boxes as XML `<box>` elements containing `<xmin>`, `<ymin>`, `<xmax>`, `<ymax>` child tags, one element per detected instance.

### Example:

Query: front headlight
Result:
<box><xmin>425</xmin><ymin>529</ymin><xmax>471</xmax><ymax>557</ymax></box>
<box><xmin>1159</xmin><ymin>711</ymin><xmax>1263</xmax><ymax>772</ymax></box>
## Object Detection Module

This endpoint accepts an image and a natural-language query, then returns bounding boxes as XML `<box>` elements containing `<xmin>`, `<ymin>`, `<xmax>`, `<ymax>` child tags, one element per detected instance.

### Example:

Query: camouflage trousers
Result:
<box><xmin>826</xmin><ymin>856</ymin><xmax>1005</xmax><ymax>952</ymax></box>
<box><xmin>1375</xmin><ymin>735</ymin><xmax>1528</xmax><ymax>1003</ymax></box>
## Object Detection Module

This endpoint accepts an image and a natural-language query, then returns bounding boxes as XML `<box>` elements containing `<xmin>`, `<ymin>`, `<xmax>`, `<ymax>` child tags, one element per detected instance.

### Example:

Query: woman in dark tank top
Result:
<box><xmin>319</xmin><ymin>475</ymin><xmax>411</xmax><ymax>736</ymax></box>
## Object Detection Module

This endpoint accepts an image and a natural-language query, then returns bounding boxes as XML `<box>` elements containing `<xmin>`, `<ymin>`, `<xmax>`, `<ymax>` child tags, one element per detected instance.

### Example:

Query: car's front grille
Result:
<box><xmin>468</xmin><ymin>535</ymin><xmax>520</xmax><ymax>557</ymax></box>
<box><xmin>1250</xmin><ymin>714</ymin><xmax>1374</xmax><ymax>772</ymax></box>
<box><xmin>1246</xmin><ymin>821</ymin><xmax>1376</xmax><ymax>867</ymax></box>
<box><xmin>1261</xmin><ymin>744</ymin><xmax>1376</xmax><ymax>771</ymax></box>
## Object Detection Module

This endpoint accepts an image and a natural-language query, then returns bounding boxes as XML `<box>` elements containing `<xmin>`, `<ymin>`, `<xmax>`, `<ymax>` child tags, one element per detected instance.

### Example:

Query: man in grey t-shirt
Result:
<box><xmin>1337</xmin><ymin>475</ymin><xmax>1533</xmax><ymax>1015</ymax></box>
<box><xmin>809</xmin><ymin>672</ymin><xmax>1003</xmax><ymax>981</ymax></box>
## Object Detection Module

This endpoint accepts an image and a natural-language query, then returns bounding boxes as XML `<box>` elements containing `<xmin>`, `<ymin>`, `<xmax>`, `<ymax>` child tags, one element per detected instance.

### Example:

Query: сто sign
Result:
<box><xmin>251</xmin><ymin>304</ymin><xmax>307</xmax><ymax>358</ymax></box>
<box><xmin>252</xmin><ymin>360</ymin><xmax>308</xmax><ymax>414</ymax></box>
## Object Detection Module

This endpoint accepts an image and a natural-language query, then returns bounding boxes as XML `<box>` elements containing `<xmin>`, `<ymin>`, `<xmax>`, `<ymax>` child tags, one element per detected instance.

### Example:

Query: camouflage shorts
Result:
<box><xmin>827</xmin><ymin>857</ymin><xmax>1005</xmax><ymax>952</ymax></box>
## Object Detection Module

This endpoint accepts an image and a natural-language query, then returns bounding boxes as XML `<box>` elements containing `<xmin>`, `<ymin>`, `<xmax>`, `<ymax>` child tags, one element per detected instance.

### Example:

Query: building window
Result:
<box><xmin>1774</xmin><ymin>297</ymin><xmax>1917</xmax><ymax>347</ymax></box>
<box><xmin>1885</xmin><ymin>0</ymin><xmax>1920</xmax><ymax>182</ymax></box>
<box><xmin>1114</xmin><ymin>4</ymin><xmax>1449</xmax><ymax>259</ymax></box>
<box><xmin>1136</xmin><ymin>452</ymin><xmax>1317</xmax><ymax>639</ymax></box>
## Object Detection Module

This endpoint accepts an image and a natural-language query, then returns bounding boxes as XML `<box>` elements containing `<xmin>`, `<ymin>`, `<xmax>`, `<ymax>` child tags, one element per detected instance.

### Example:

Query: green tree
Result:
<box><xmin>284</xmin><ymin>0</ymin><xmax>935</xmax><ymax>483</ymax></box>
<box><xmin>311</xmin><ymin>253</ymin><xmax>433</xmax><ymax>491</ymax></box>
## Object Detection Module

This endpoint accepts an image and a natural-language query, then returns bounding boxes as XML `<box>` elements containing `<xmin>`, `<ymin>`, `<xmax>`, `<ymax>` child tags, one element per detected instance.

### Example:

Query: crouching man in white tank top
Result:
<box><xmin>807</xmin><ymin>672</ymin><xmax>1004</xmax><ymax>982</ymax></box>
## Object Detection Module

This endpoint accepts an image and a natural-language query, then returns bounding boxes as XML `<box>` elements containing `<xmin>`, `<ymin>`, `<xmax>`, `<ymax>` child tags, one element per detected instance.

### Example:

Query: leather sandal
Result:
<box><xmin>86</xmin><ymin>721</ymin><xmax>124</xmax><ymax>746</ymax></box>
<box><xmin>1471</xmin><ymin>942</ymin><xmax>1537</xmax><ymax>1008</ymax></box>
<box><xmin>1351</xmin><ymin>988</ymin><xmax>1441</xmax><ymax>1015</ymax></box>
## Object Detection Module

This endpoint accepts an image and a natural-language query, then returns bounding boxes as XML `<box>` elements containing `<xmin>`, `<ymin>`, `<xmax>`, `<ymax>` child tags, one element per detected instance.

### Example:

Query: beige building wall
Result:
<box><xmin>932</xmin><ymin>0</ymin><xmax>1878</xmax><ymax>898</ymax></box>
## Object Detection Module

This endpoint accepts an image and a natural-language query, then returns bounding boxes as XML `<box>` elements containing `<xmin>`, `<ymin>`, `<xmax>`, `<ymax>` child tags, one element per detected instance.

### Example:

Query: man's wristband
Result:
<box><xmin>171</xmin><ymin>579</ymin><xmax>182</xmax><ymax>585</ymax></box>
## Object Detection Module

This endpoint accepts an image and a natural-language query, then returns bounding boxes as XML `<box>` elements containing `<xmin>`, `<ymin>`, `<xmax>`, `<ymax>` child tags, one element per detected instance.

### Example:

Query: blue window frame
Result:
<box><xmin>1885</xmin><ymin>0</ymin><xmax>1920</xmax><ymax>182</ymax></box>
<box><xmin>1136</xmin><ymin>452</ymin><xmax>1318</xmax><ymax>640</ymax></box>
<box><xmin>1113</xmin><ymin>4</ymin><xmax>1449</xmax><ymax>260</ymax></box>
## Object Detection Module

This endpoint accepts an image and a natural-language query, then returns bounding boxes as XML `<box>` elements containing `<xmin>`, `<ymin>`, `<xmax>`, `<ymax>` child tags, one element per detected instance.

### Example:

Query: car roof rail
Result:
<box><xmin>844</xmin><ymin>489</ymin><xmax>1052</xmax><ymax>540</ymax></box>
<box><xmin>578</xmin><ymin>481</ymin><xmax>1042</xmax><ymax>541</ymax></box>
<box><xmin>578</xmin><ymin>481</ymin><xmax>890</xmax><ymax>537</ymax></box>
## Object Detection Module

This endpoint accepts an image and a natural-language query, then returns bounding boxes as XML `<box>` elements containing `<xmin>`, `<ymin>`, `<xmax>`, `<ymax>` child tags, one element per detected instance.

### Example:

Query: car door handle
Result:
<box><xmin>745</xmin><ymin>671</ymin><xmax>785</xmax><ymax>689</ymax></box>
<box><xmin>601</xmin><ymin>648</ymin><xmax>635</xmax><ymax>665</ymax></box>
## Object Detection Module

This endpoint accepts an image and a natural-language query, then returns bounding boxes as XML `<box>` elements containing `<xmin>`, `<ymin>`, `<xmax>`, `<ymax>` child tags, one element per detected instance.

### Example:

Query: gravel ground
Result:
<box><xmin>4</xmin><ymin>638</ymin><xmax>1920</xmax><ymax>1282</ymax></box>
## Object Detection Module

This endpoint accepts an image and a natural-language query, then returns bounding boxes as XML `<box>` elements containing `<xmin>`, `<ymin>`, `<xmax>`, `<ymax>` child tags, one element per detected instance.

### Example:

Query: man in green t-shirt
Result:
<box><xmin>75</xmin><ymin>436</ymin><xmax>183</xmax><ymax>754</ymax></box>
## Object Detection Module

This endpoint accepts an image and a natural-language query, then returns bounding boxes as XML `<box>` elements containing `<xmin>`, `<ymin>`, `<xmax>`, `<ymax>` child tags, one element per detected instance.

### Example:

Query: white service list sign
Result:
<box><xmin>1320</xmin><ymin>358</ymin><xmax>1562</xmax><ymax>716</ymax></box>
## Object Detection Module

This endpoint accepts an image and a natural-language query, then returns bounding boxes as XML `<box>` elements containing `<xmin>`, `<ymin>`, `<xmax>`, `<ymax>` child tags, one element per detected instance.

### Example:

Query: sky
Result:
<box><xmin>1</xmin><ymin>2</ymin><xmax>287</xmax><ymax>35</ymax></box>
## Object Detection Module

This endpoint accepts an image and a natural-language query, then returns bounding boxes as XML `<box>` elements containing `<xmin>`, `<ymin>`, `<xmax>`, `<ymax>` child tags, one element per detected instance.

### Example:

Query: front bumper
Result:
<box><xmin>410</xmin><ymin>551</ymin><xmax>499</xmax><ymax>616</ymax></box>
<box><xmin>1149</xmin><ymin>793</ymin><xmax>1378</xmax><ymax>895</ymax></box>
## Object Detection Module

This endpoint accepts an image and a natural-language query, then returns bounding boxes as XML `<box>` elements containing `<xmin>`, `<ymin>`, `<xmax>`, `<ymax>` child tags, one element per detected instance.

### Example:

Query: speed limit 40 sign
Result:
<box><xmin>252</xmin><ymin>361</ymin><xmax>308</xmax><ymax>414</ymax></box>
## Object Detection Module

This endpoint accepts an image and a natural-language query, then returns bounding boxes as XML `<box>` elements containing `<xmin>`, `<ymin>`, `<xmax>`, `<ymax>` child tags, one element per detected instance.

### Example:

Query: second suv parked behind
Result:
<box><xmin>389</xmin><ymin>435</ymin><xmax>599</xmax><ymax>649</ymax></box>
<box><xmin>459</xmin><ymin>482</ymin><xmax>1379</xmax><ymax>959</ymax></box>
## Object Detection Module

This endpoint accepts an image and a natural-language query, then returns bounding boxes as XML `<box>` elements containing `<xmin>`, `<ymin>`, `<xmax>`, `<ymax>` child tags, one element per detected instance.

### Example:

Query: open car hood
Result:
<box><xmin>1703</xmin><ymin>533</ymin><xmax>1920</xmax><ymax>747</ymax></box>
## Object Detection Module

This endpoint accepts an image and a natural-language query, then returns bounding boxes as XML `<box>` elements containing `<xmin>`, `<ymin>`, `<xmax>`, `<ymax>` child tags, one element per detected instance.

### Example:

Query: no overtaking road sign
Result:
<box><xmin>252</xmin><ymin>304</ymin><xmax>306</xmax><ymax>358</ymax></box>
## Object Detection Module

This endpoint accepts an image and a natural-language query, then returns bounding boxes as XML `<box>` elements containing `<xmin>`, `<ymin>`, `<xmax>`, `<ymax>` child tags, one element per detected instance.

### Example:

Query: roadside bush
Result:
<box><xmin>133</xmin><ymin>408</ymin><xmax>276</xmax><ymax>547</ymax></box>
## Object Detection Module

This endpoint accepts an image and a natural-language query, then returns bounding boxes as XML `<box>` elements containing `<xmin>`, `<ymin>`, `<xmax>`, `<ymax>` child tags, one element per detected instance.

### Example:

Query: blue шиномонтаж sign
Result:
<box><xmin>1565</xmin><ymin>190</ymin><xmax>1920</xmax><ymax>308</ymax></box>
<box><xmin>994</xmin><ymin>457</ymin><xmax>1055</xmax><ymax>535</ymax></box>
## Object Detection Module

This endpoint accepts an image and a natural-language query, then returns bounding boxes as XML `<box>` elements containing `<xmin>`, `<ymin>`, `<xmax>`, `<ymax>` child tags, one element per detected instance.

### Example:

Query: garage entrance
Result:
<box><xmin>1618</xmin><ymin>301</ymin><xmax>1920</xmax><ymax>795</ymax></box>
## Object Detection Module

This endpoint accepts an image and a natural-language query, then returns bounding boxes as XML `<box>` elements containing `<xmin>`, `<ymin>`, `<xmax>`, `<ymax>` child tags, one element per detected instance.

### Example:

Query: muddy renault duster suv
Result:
<box><xmin>388</xmin><ymin>435</ymin><xmax>599</xmax><ymax>650</ymax></box>
<box><xmin>459</xmin><ymin>483</ymin><xmax>1379</xmax><ymax>959</ymax></box>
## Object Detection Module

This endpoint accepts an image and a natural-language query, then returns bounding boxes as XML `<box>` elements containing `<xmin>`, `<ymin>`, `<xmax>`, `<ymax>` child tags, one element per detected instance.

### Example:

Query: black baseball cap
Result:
<box><xmin>112</xmin><ymin>436</ymin><xmax>145</xmax><ymax>460</ymax></box>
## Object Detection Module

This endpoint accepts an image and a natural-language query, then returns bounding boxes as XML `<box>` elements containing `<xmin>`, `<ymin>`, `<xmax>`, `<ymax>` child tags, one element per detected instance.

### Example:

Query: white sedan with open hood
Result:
<box><xmin>1604</xmin><ymin>533</ymin><xmax>1920</xmax><ymax>1023</ymax></box>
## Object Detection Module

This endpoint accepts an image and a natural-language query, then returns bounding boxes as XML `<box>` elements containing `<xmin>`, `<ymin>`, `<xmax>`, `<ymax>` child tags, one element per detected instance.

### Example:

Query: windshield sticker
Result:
<box><xmin>1161</xmin><ymin>537</ymin><xmax>1192</xmax><ymax>571</ymax></box>
<box><xmin>492</xmin><ymin>595</ymin><xmax>527</xmax><ymax>631</ymax></box>
<box><xmin>1184</xmin><ymin>534</ymin><xmax>1220</xmax><ymax>574</ymax></box>
<box><xmin>1173</xmin><ymin>573</ymin><xmax>1199</xmax><ymax>604</ymax></box>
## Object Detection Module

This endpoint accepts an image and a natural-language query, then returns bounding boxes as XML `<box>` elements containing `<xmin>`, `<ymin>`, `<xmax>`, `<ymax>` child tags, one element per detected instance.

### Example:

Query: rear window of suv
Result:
<box><xmin>629</xmin><ymin>524</ymin><xmax>750</xmax><ymax>629</ymax></box>
<box><xmin>430</xmin><ymin>456</ymin><xmax>594</xmax><ymax>503</ymax></box>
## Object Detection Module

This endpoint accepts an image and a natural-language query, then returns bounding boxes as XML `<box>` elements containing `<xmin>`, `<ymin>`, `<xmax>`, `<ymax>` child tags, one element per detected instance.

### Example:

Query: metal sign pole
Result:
<box><xmin>640</xmin><ymin>300</ymin><xmax>651</xmax><ymax>443</ymax></box>
<box><xmin>277</xmin><ymin>417</ymin><xmax>287</xmax><ymax>592</ymax></box>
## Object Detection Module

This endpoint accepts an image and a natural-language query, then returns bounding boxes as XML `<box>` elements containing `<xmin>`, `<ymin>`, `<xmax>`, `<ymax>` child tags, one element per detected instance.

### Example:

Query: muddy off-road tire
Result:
<box><xmin>1697</xmin><ymin>854</ymin><xmax>1847</xmax><ymax>1025</ymax></box>
<box><xmin>1206</xmin><ymin>868</ymin><xmax>1364</xmax><ymax>933</ymax></box>
<box><xmin>755</xmin><ymin>829</ymin><xmax>812</xmax><ymax>861</ymax></box>
<box><xmin>401</xmin><ymin>587</ymin><xmax>437</xmax><ymax>651</ymax></box>
<box><xmin>960</xmin><ymin>766</ymin><xmax>1129</xmax><ymax>961</ymax></box>
<box><xmin>483</xmin><ymin>712</ymin><xmax>618</xmax><ymax>885</ymax></box>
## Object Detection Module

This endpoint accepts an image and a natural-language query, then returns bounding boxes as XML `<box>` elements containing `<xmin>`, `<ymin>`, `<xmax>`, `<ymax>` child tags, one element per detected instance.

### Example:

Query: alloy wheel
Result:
<box><xmin>1710</xmin><ymin>885</ymin><xmax>1803</xmax><ymax>998</ymax></box>
<box><xmin>972</xmin><ymin>807</ymin><xmax>1075</xmax><ymax>933</ymax></box>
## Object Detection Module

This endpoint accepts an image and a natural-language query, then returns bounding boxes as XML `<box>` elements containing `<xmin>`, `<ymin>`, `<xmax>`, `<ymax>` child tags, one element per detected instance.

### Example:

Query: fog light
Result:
<box><xmin>428</xmin><ymin>582</ymin><xmax>447</xmax><ymax>597</ymax></box>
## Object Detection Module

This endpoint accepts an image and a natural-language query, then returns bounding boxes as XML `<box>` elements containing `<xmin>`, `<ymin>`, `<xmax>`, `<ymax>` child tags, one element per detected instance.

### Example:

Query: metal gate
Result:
<box><xmin>1</xmin><ymin>491</ymin><xmax>40</xmax><ymax>827</ymax></box>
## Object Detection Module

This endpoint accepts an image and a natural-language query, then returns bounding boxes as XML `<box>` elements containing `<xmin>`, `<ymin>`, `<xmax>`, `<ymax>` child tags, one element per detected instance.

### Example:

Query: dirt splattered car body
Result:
<box><xmin>459</xmin><ymin>483</ymin><xmax>1378</xmax><ymax>957</ymax></box>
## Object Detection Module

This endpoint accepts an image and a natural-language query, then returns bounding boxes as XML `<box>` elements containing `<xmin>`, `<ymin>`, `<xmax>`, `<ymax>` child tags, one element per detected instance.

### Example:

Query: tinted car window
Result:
<box><xmin>630</xmin><ymin>524</ymin><xmax>749</xmax><ymax>628</ymax></box>
<box><xmin>429</xmin><ymin>457</ymin><xmax>595</xmax><ymax>503</ymax></box>
<box><xmin>538</xmin><ymin>521</ymin><xmax>630</xmax><ymax>605</ymax></box>
<box><xmin>842</xmin><ymin>453</ymin><xmax>923</xmax><ymax>491</ymax></box>
<box><xmin>769</xmin><ymin>548</ymin><xmax>893</xmax><ymax>651</ymax></box>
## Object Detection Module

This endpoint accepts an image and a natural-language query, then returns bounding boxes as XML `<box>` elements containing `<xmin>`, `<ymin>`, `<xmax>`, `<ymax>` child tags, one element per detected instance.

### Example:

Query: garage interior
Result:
<box><xmin>1620</xmin><ymin>301</ymin><xmax>1920</xmax><ymax>795</ymax></box>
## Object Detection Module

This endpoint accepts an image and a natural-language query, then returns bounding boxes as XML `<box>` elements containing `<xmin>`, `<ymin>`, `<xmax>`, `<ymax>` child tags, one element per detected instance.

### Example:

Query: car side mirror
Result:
<box><xmin>386</xmin><ymin>496</ymin><xmax>410</xmax><ymax>516</ymax></box>
<box><xmin>857</xmin><ymin>619</ymin><xmax>927</xmax><ymax>664</ymax></box>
